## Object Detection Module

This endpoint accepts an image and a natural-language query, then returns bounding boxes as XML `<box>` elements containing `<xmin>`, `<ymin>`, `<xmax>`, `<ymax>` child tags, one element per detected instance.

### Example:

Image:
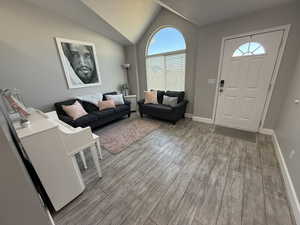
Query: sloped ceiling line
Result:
<box><xmin>82</xmin><ymin>0</ymin><xmax>161</xmax><ymax>44</ymax></box>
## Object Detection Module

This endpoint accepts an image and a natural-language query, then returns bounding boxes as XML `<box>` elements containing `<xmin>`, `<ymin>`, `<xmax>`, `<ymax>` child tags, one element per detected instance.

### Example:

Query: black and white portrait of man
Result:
<box><xmin>56</xmin><ymin>38</ymin><xmax>101</xmax><ymax>88</ymax></box>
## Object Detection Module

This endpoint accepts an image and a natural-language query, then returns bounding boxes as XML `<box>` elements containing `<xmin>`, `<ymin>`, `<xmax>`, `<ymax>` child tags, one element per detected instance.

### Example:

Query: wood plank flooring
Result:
<box><xmin>53</xmin><ymin>118</ymin><xmax>295</xmax><ymax>225</ymax></box>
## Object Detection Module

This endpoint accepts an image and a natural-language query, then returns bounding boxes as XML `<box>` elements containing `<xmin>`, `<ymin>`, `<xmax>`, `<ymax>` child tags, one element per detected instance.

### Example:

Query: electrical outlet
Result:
<box><xmin>289</xmin><ymin>150</ymin><xmax>296</xmax><ymax>159</ymax></box>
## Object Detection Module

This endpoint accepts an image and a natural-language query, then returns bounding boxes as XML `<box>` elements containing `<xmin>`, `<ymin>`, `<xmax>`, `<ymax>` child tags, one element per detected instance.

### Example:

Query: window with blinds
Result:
<box><xmin>146</xmin><ymin>27</ymin><xmax>186</xmax><ymax>91</ymax></box>
<box><xmin>146</xmin><ymin>52</ymin><xmax>185</xmax><ymax>91</ymax></box>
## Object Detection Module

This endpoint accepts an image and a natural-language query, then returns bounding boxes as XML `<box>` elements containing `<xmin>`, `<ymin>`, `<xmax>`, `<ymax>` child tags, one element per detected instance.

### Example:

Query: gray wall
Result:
<box><xmin>136</xmin><ymin>9</ymin><xmax>199</xmax><ymax>113</ymax></box>
<box><xmin>0</xmin><ymin>0</ymin><xmax>126</xmax><ymax>111</ymax></box>
<box><xmin>275</xmin><ymin>49</ymin><xmax>300</xmax><ymax>198</ymax></box>
<box><xmin>132</xmin><ymin>3</ymin><xmax>300</xmax><ymax>128</ymax></box>
<box><xmin>194</xmin><ymin>2</ymin><xmax>300</xmax><ymax>128</ymax></box>
<box><xmin>124</xmin><ymin>45</ymin><xmax>140</xmax><ymax>98</ymax></box>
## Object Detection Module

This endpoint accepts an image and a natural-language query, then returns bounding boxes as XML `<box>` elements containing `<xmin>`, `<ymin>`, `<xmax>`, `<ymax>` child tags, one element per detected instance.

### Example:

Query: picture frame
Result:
<box><xmin>55</xmin><ymin>37</ymin><xmax>102</xmax><ymax>89</ymax></box>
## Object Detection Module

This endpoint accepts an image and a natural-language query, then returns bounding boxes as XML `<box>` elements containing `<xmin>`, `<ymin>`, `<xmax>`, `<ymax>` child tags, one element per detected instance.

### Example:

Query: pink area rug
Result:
<box><xmin>97</xmin><ymin>119</ymin><xmax>160</xmax><ymax>154</ymax></box>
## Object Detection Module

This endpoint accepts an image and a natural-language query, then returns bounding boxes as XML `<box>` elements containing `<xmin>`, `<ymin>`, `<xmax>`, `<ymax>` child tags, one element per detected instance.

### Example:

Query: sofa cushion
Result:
<box><xmin>143</xmin><ymin>103</ymin><xmax>172</xmax><ymax>112</ymax></box>
<box><xmin>150</xmin><ymin>89</ymin><xmax>165</xmax><ymax>104</ymax></box>
<box><xmin>157</xmin><ymin>90</ymin><xmax>165</xmax><ymax>104</ymax></box>
<box><xmin>77</xmin><ymin>93</ymin><xmax>102</xmax><ymax>106</ymax></box>
<box><xmin>62</xmin><ymin>101</ymin><xmax>88</xmax><ymax>120</ymax></box>
<box><xmin>55</xmin><ymin>99</ymin><xmax>78</xmax><ymax>117</ymax></box>
<box><xmin>81</xmin><ymin>100</ymin><xmax>99</xmax><ymax>113</ymax></box>
<box><xmin>166</xmin><ymin>91</ymin><xmax>185</xmax><ymax>103</ymax></box>
<box><xmin>115</xmin><ymin>104</ymin><xmax>130</xmax><ymax>113</ymax></box>
<box><xmin>105</xmin><ymin>94</ymin><xmax>124</xmax><ymax>105</ymax></box>
<box><xmin>163</xmin><ymin>95</ymin><xmax>178</xmax><ymax>107</ymax></box>
<box><xmin>103</xmin><ymin>92</ymin><xmax>118</xmax><ymax>100</ymax></box>
<box><xmin>92</xmin><ymin>109</ymin><xmax>116</xmax><ymax>119</ymax></box>
<box><xmin>103</xmin><ymin>91</ymin><xmax>127</xmax><ymax>103</ymax></box>
<box><xmin>144</xmin><ymin>90</ymin><xmax>158</xmax><ymax>104</ymax></box>
<box><xmin>73</xmin><ymin>114</ymin><xmax>98</xmax><ymax>128</ymax></box>
<box><xmin>99</xmin><ymin>100</ymin><xmax>116</xmax><ymax>111</ymax></box>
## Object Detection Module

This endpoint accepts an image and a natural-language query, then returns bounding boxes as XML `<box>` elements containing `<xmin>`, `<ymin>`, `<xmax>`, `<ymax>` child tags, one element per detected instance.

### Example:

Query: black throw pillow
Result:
<box><xmin>80</xmin><ymin>100</ymin><xmax>99</xmax><ymax>113</ymax></box>
<box><xmin>157</xmin><ymin>90</ymin><xmax>165</xmax><ymax>104</ymax></box>
<box><xmin>55</xmin><ymin>99</ymin><xmax>78</xmax><ymax>117</ymax></box>
<box><xmin>103</xmin><ymin>92</ymin><xmax>118</xmax><ymax>100</ymax></box>
<box><xmin>103</xmin><ymin>91</ymin><xmax>126</xmax><ymax>103</ymax></box>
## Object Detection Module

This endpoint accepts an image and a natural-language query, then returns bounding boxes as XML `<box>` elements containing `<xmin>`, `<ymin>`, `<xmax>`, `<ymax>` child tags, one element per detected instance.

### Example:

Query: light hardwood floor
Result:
<box><xmin>53</xmin><ymin>118</ymin><xmax>295</xmax><ymax>225</ymax></box>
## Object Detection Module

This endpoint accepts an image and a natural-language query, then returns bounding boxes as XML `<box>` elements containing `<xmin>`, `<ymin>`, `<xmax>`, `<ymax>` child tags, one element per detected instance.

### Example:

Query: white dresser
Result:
<box><xmin>14</xmin><ymin>109</ymin><xmax>102</xmax><ymax>211</ymax></box>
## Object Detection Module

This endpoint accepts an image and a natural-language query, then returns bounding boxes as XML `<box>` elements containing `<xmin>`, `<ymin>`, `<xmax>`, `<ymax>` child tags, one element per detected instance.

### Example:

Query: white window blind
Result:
<box><xmin>146</xmin><ymin>52</ymin><xmax>185</xmax><ymax>91</ymax></box>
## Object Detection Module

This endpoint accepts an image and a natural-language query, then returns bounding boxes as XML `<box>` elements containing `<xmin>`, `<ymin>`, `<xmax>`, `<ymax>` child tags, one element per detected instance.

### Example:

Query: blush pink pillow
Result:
<box><xmin>99</xmin><ymin>99</ymin><xmax>116</xmax><ymax>111</ymax></box>
<box><xmin>62</xmin><ymin>101</ymin><xmax>88</xmax><ymax>120</ymax></box>
<box><xmin>144</xmin><ymin>90</ymin><xmax>158</xmax><ymax>104</ymax></box>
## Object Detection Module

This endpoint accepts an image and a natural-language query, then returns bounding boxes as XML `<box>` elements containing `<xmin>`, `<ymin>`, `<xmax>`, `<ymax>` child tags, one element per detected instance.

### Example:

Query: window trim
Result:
<box><xmin>146</xmin><ymin>49</ymin><xmax>186</xmax><ymax>58</ymax></box>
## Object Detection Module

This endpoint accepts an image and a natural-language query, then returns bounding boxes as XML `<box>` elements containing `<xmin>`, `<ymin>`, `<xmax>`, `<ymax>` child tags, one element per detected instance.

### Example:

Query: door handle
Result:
<box><xmin>220</xmin><ymin>80</ymin><xmax>225</xmax><ymax>87</ymax></box>
<box><xmin>219</xmin><ymin>80</ymin><xmax>225</xmax><ymax>93</ymax></box>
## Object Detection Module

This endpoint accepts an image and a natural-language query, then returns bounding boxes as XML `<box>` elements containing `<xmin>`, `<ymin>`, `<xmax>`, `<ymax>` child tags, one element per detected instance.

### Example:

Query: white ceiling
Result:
<box><xmin>82</xmin><ymin>0</ymin><xmax>161</xmax><ymax>43</ymax></box>
<box><xmin>156</xmin><ymin>0</ymin><xmax>295</xmax><ymax>26</ymax></box>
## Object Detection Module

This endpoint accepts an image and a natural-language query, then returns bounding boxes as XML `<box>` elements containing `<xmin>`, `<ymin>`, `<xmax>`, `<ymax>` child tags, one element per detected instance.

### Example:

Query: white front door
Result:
<box><xmin>215</xmin><ymin>30</ymin><xmax>284</xmax><ymax>132</ymax></box>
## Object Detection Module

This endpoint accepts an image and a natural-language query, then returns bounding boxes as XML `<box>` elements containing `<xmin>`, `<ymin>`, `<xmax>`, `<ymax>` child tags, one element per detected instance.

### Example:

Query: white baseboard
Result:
<box><xmin>259</xmin><ymin>128</ymin><xmax>274</xmax><ymax>135</ymax></box>
<box><xmin>184</xmin><ymin>113</ymin><xmax>193</xmax><ymax>119</ymax></box>
<box><xmin>272</xmin><ymin>132</ymin><xmax>300</xmax><ymax>224</ymax></box>
<box><xmin>192</xmin><ymin>116</ymin><xmax>213</xmax><ymax>124</ymax></box>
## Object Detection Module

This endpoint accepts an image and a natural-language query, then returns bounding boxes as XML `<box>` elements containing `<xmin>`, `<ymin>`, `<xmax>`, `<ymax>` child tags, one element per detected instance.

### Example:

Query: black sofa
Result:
<box><xmin>138</xmin><ymin>91</ymin><xmax>188</xmax><ymax>124</ymax></box>
<box><xmin>54</xmin><ymin>92</ymin><xmax>131</xmax><ymax>130</ymax></box>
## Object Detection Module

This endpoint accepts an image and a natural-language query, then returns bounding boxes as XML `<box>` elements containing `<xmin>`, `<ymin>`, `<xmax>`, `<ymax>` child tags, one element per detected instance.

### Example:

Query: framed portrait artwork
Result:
<box><xmin>55</xmin><ymin>38</ymin><xmax>101</xmax><ymax>89</ymax></box>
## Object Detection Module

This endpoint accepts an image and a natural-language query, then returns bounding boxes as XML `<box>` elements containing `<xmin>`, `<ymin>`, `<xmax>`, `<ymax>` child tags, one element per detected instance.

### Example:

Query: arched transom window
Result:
<box><xmin>233</xmin><ymin>42</ymin><xmax>266</xmax><ymax>57</ymax></box>
<box><xmin>146</xmin><ymin>27</ymin><xmax>186</xmax><ymax>91</ymax></box>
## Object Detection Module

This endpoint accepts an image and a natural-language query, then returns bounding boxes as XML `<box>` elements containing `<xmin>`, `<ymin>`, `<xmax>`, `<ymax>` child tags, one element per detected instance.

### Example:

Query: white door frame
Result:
<box><xmin>212</xmin><ymin>24</ymin><xmax>291</xmax><ymax>131</ymax></box>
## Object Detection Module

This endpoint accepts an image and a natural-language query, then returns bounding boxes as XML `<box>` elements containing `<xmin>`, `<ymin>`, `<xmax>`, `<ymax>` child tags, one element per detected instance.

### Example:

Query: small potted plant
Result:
<box><xmin>120</xmin><ymin>83</ymin><xmax>129</xmax><ymax>96</ymax></box>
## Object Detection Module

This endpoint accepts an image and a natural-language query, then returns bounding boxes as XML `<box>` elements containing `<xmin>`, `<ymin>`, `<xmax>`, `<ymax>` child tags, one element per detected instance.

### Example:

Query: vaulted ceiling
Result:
<box><xmin>156</xmin><ymin>0</ymin><xmax>295</xmax><ymax>26</ymax></box>
<box><xmin>24</xmin><ymin>0</ymin><xmax>161</xmax><ymax>45</ymax></box>
<box><xmin>82</xmin><ymin>0</ymin><xmax>161</xmax><ymax>43</ymax></box>
<box><xmin>24</xmin><ymin>0</ymin><xmax>131</xmax><ymax>45</ymax></box>
<box><xmin>24</xmin><ymin>0</ymin><xmax>296</xmax><ymax>46</ymax></box>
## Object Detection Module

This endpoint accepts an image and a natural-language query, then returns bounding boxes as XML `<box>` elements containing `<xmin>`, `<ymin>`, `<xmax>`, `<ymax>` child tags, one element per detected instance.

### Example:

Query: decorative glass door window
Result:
<box><xmin>232</xmin><ymin>42</ymin><xmax>266</xmax><ymax>57</ymax></box>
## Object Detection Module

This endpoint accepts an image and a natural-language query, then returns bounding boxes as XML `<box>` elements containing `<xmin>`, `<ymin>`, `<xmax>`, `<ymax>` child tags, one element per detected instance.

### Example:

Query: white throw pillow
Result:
<box><xmin>105</xmin><ymin>94</ymin><xmax>124</xmax><ymax>105</ymax></box>
<box><xmin>163</xmin><ymin>95</ymin><xmax>178</xmax><ymax>107</ymax></box>
<box><xmin>77</xmin><ymin>93</ymin><xmax>103</xmax><ymax>106</ymax></box>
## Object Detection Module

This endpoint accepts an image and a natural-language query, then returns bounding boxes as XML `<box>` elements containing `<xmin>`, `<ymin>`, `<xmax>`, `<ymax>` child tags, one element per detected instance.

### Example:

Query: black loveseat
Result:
<box><xmin>54</xmin><ymin>92</ymin><xmax>131</xmax><ymax>130</ymax></box>
<box><xmin>138</xmin><ymin>91</ymin><xmax>188</xmax><ymax>124</ymax></box>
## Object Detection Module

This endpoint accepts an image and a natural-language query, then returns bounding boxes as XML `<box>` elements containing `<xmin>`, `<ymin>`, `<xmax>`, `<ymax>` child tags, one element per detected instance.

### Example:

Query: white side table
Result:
<box><xmin>124</xmin><ymin>95</ymin><xmax>137</xmax><ymax>112</ymax></box>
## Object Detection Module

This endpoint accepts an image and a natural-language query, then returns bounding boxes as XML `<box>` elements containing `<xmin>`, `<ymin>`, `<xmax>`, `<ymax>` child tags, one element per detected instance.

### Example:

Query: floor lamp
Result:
<box><xmin>121</xmin><ymin>64</ymin><xmax>130</xmax><ymax>95</ymax></box>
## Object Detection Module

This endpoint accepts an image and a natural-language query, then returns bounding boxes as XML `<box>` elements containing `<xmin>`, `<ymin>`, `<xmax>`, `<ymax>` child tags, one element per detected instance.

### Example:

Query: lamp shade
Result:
<box><xmin>122</xmin><ymin>64</ymin><xmax>130</xmax><ymax>69</ymax></box>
